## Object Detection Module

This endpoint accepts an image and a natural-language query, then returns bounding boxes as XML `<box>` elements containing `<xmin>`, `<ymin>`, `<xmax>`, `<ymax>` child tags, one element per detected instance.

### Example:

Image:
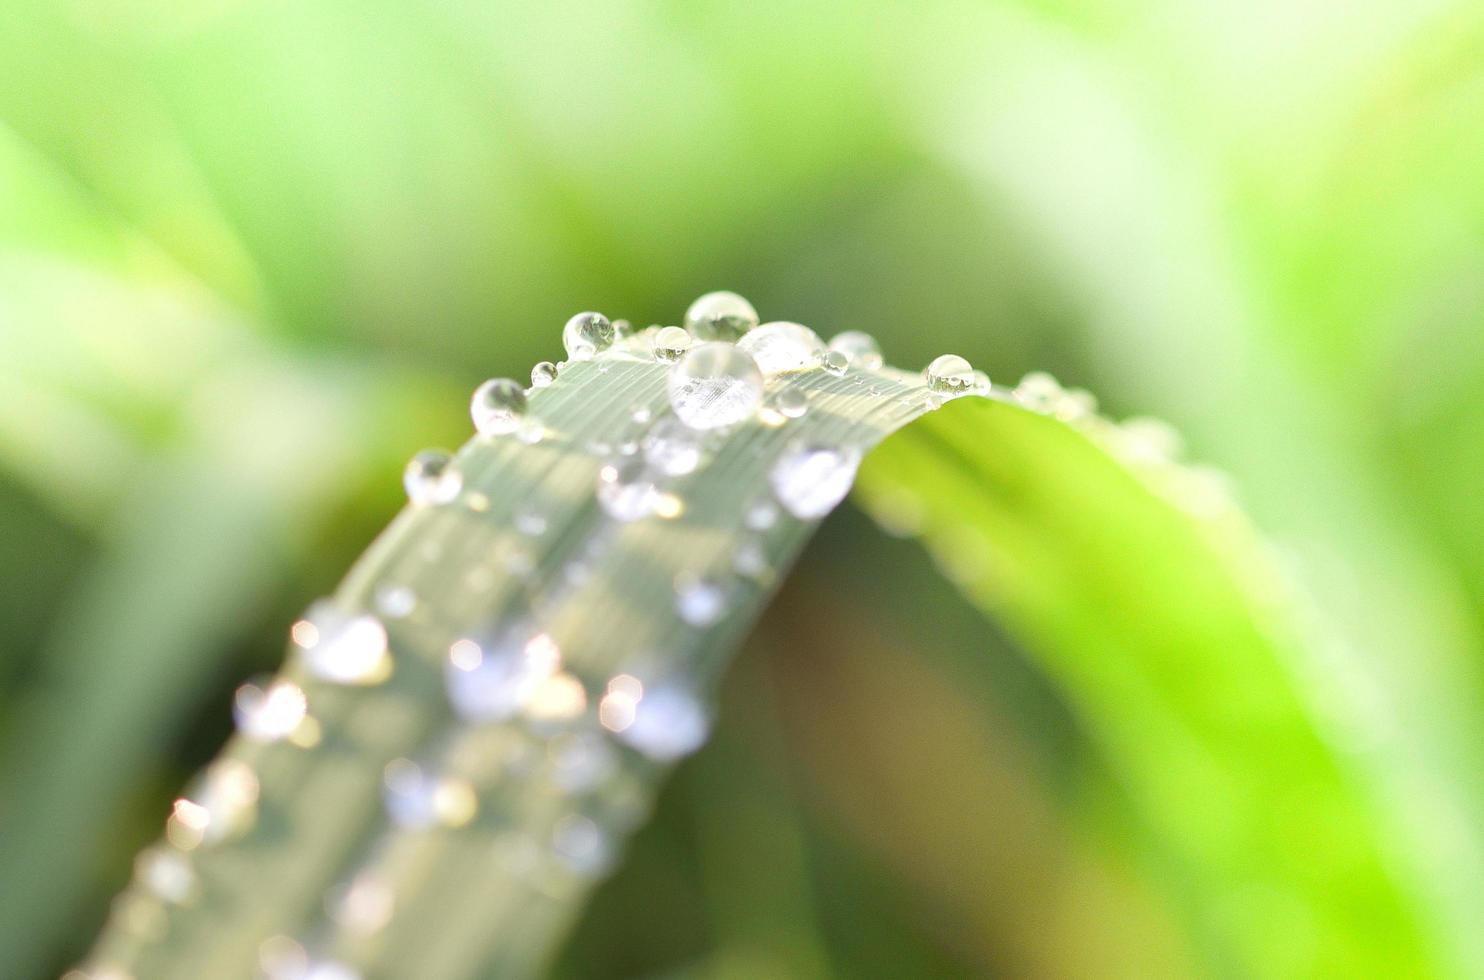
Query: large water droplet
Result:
<box><xmin>642</xmin><ymin>417</ymin><xmax>704</xmax><ymax>476</ymax></box>
<box><xmin>770</xmin><ymin>443</ymin><xmax>862</xmax><ymax>520</ymax></box>
<box><xmin>924</xmin><ymin>354</ymin><xmax>975</xmax><ymax>393</ymax></box>
<box><xmin>404</xmin><ymin>450</ymin><xmax>461</xmax><ymax>506</ymax></box>
<box><xmin>295</xmin><ymin>601</ymin><xmax>391</xmax><ymax>685</ymax></box>
<box><xmin>736</xmin><ymin>321</ymin><xmax>824</xmax><ymax>375</ymax></box>
<box><xmin>610</xmin><ymin>684</ymin><xmax>711</xmax><ymax>761</ymax></box>
<box><xmin>445</xmin><ymin>629</ymin><xmax>561</xmax><ymax>722</ymax></box>
<box><xmin>651</xmin><ymin>325</ymin><xmax>692</xmax><ymax>363</ymax></box>
<box><xmin>233</xmin><ymin>677</ymin><xmax>308</xmax><ymax>741</ymax></box>
<box><xmin>470</xmin><ymin>378</ymin><xmax>528</xmax><ymax>435</ymax></box>
<box><xmin>530</xmin><ymin>361</ymin><xmax>558</xmax><ymax>388</ymax></box>
<box><xmin>562</xmin><ymin>312</ymin><xmax>615</xmax><ymax>361</ymax></box>
<box><xmin>684</xmin><ymin>291</ymin><xmax>759</xmax><ymax>342</ymax></box>
<box><xmin>828</xmin><ymin>330</ymin><xmax>884</xmax><ymax>370</ymax></box>
<box><xmin>596</xmin><ymin>457</ymin><xmax>659</xmax><ymax>521</ymax></box>
<box><xmin>668</xmin><ymin>343</ymin><xmax>764</xmax><ymax>430</ymax></box>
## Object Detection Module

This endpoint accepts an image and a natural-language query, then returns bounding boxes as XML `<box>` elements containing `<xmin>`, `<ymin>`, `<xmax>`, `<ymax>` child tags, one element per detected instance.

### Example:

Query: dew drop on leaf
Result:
<box><xmin>667</xmin><ymin>343</ymin><xmax>764</xmax><ymax>430</ymax></box>
<box><xmin>828</xmin><ymin>330</ymin><xmax>883</xmax><ymax>370</ymax></box>
<box><xmin>470</xmin><ymin>378</ymin><xmax>528</xmax><ymax>435</ymax></box>
<box><xmin>924</xmin><ymin>353</ymin><xmax>975</xmax><ymax>393</ymax></box>
<box><xmin>770</xmin><ymin>443</ymin><xmax>862</xmax><ymax>520</ymax></box>
<box><xmin>651</xmin><ymin>325</ymin><xmax>692</xmax><ymax>363</ymax></box>
<box><xmin>736</xmin><ymin>321</ymin><xmax>824</xmax><ymax>375</ymax></box>
<box><xmin>562</xmin><ymin>312</ymin><xmax>615</xmax><ymax>361</ymax></box>
<box><xmin>683</xmin><ymin>291</ymin><xmax>759</xmax><ymax>342</ymax></box>
<box><xmin>404</xmin><ymin>449</ymin><xmax>462</xmax><ymax>506</ymax></box>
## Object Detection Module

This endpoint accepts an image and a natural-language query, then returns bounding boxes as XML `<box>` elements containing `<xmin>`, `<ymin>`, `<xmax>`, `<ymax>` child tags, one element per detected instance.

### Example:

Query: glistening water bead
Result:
<box><xmin>828</xmin><ymin>330</ymin><xmax>883</xmax><ymax>370</ymax></box>
<box><xmin>404</xmin><ymin>450</ymin><xmax>462</xmax><ymax>506</ymax></box>
<box><xmin>683</xmin><ymin>291</ymin><xmax>759</xmax><ymax>342</ymax></box>
<box><xmin>770</xmin><ymin>443</ymin><xmax>863</xmax><ymax>520</ymax></box>
<box><xmin>736</xmin><ymin>321</ymin><xmax>825</xmax><ymax>375</ymax></box>
<box><xmin>294</xmin><ymin>601</ymin><xmax>391</xmax><ymax>685</ymax></box>
<box><xmin>562</xmin><ymin>312</ymin><xmax>615</xmax><ymax>361</ymax></box>
<box><xmin>667</xmin><ymin>343</ymin><xmax>765</xmax><ymax>430</ymax></box>
<box><xmin>651</xmin><ymin>325</ymin><xmax>692</xmax><ymax>363</ymax></box>
<box><xmin>470</xmin><ymin>378</ymin><xmax>528</xmax><ymax>435</ymax></box>
<box><xmin>924</xmin><ymin>353</ymin><xmax>976</xmax><ymax>393</ymax></box>
<box><xmin>531</xmin><ymin>361</ymin><xmax>558</xmax><ymax>388</ymax></box>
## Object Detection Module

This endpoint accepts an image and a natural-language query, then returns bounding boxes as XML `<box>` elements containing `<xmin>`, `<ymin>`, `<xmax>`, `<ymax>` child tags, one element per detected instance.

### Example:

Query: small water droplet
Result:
<box><xmin>611</xmin><ymin>684</ymin><xmax>710</xmax><ymax>761</ymax></box>
<box><xmin>924</xmin><ymin>354</ymin><xmax>975</xmax><ymax>393</ymax></box>
<box><xmin>171</xmin><ymin>759</ymin><xmax>259</xmax><ymax>848</ymax></box>
<box><xmin>822</xmin><ymin>351</ymin><xmax>849</xmax><ymax>376</ymax></box>
<box><xmin>295</xmin><ymin>601</ymin><xmax>391</xmax><ymax>685</ymax></box>
<box><xmin>551</xmin><ymin>814</ymin><xmax>615</xmax><ymax>877</ymax></box>
<box><xmin>684</xmin><ymin>291</ymin><xmax>758</xmax><ymax>342</ymax></box>
<box><xmin>383</xmin><ymin>759</ymin><xmax>477</xmax><ymax>829</ymax></box>
<box><xmin>445</xmin><ymin>629</ymin><xmax>561</xmax><ymax>722</ymax></box>
<box><xmin>470</xmin><ymin>378</ymin><xmax>528</xmax><ymax>435</ymax></box>
<box><xmin>972</xmin><ymin>370</ymin><xmax>992</xmax><ymax>396</ymax></box>
<box><xmin>736</xmin><ymin>321</ymin><xmax>824</xmax><ymax>375</ymax></box>
<box><xmin>597</xmin><ymin>457</ymin><xmax>659</xmax><ymax>521</ymax></box>
<box><xmin>374</xmin><ymin>585</ymin><xmax>417</xmax><ymax>619</ymax></box>
<box><xmin>642</xmin><ymin>417</ymin><xmax>704</xmax><ymax>476</ymax></box>
<box><xmin>136</xmin><ymin>847</ymin><xmax>197</xmax><ymax>905</ymax></box>
<box><xmin>531</xmin><ymin>361</ymin><xmax>559</xmax><ymax>388</ymax></box>
<box><xmin>1014</xmin><ymin>371</ymin><xmax>1062</xmax><ymax>412</ymax></box>
<box><xmin>234</xmin><ymin>677</ymin><xmax>307</xmax><ymax>742</ymax></box>
<box><xmin>630</xmin><ymin>406</ymin><xmax>653</xmax><ymax>424</ymax></box>
<box><xmin>774</xmin><ymin>388</ymin><xmax>809</xmax><ymax>419</ymax></box>
<box><xmin>745</xmin><ymin>498</ymin><xmax>778</xmax><ymax>530</ymax></box>
<box><xmin>611</xmin><ymin>318</ymin><xmax>634</xmax><ymax>339</ymax></box>
<box><xmin>770</xmin><ymin>443</ymin><xmax>862</xmax><ymax>520</ymax></box>
<box><xmin>668</xmin><ymin>343</ymin><xmax>764</xmax><ymax>430</ymax></box>
<box><xmin>651</xmin><ymin>325</ymin><xmax>693</xmax><ymax>363</ymax></box>
<box><xmin>828</xmin><ymin>330</ymin><xmax>883</xmax><ymax>370</ymax></box>
<box><xmin>562</xmin><ymin>312</ymin><xmax>615</xmax><ymax>361</ymax></box>
<box><xmin>404</xmin><ymin>450</ymin><xmax>461</xmax><ymax>505</ymax></box>
<box><xmin>675</xmin><ymin>575</ymin><xmax>729</xmax><ymax>627</ymax></box>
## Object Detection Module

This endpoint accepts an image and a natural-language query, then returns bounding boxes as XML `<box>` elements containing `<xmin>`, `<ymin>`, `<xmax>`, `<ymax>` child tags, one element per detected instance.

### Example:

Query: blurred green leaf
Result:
<box><xmin>855</xmin><ymin>396</ymin><xmax>1462</xmax><ymax>977</ymax></box>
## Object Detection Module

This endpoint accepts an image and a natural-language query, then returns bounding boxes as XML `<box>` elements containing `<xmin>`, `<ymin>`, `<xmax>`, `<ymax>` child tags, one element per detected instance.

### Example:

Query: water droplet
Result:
<box><xmin>684</xmin><ymin>291</ymin><xmax>758</xmax><ymax>342</ymax></box>
<box><xmin>1014</xmin><ymin>371</ymin><xmax>1062</xmax><ymax>412</ymax></box>
<box><xmin>828</xmin><ymin>330</ymin><xmax>883</xmax><ymax>370</ymax></box>
<box><xmin>675</xmin><ymin>575</ymin><xmax>729</xmax><ymax>626</ymax></box>
<box><xmin>171</xmin><ymin>760</ymin><xmax>259</xmax><ymax>848</ymax></box>
<box><xmin>651</xmin><ymin>325</ymin><xmax>692</xmax><ymax>363</ymax></box>
<box><xmin>551</xmin><ymin>814</ymin><xmax>615</xmax><ymax>877</ymax></box>
<box><xmin>774</xmin><ymin>388</ymin><xmax>809</xmax><ymax>419</ymax></box>
<box><xmin>531</xmin><ymin>361</ymin><xmax>558</xmax><ymax>388</ymax></box>
<box><xmin>327</xmin><ymin>873</ymin><xmax>394</xmax><ymax>936</ymax></box>
<box><xmin>822</xmin><ymin>350</ymin><xmax>849</xmax><ymax>376</ymax></box>
<box><xmin>736</xmin><ymin>321</ymin><xmax>824</xmax><ymax>375</ymax></box>
<box><xmin>295</xmin><ymin>602</ymin><xmax>391</xmax><ymax>685</ymax></box>
<box><xmin>745</xmin><ymin>498</ymin><xmax>778</xmax><ymax>530</ymax></box>
<box><xmin>611</xmin><ymin>684</ymin><xmax>710</xmax><ymax>761</ymax></box>
<box><xmin>770</xmin><ymin>443</ymin><xmax>862</xmax><ymax>520</ymax></box>
<box><xmin>374</xmin><ymin>584</ymin><xmax>417</xmax><ymax>619</ymax></box>
<box><xmin>234</xmin><ymin>677</ymin><xmax>308</xmax><ymax>741</ymax></box>
<box><xmin>470</xmin><ymin>378</ymin><xmax>528</xmax><ymax>435</ymax></box>
<box><xmin>404</xmin><ymin>450</ymin><xmax>461</xmax><ymax>505</ymax></box>
<box><xmin>383</xmin><ymin>759</ymin><xmax>476</xmax><ymax>829</ymax></box>
<box><xmin>732</xmin><ymin>539</ymin><xmax>770</xmax><ymax>579</ymax></box>
<box><xmin>1121</xmin><ymin>417</ymin><xmax>1183</xmax><ymax>463</ymax></box>
<box><xmin>642</xmin><ymin>417</ymin><xmax>704</xmax><ymax>476</ymax></box>
<box><xmin>525</xmin><ymin>672</ymin><xmax>589</xmax><ymax>724</ymax></box>
<box><xmin>597</xmin><ymin>457</ymin><xmax>659</xmax><ymax>521</ymax></box>
<box><xmin>630</xmin><ymin>406</ymin><xmax>653</xmax><ymax>424</ymax></box>
<box><xmin>611</xmin><ymin>318</ymin><xmax>634</xmax><ymax>339</ymax></box>
<box><xmin>445</xmin><ymin>629</ymin><xmax>561</xmax><ymax>722</ymax></box>
<box><xmin>924</xmin><ymin>354</ymin><xmax>975</xmax><ymax>393</ymax></box>
<box><xmin>1056</xmin><ymin>388</ymin><xmax>1098</xmax><ymax>422</ymax></box>
<box><xmin>136</xmin><ymin>847</ymin><xmax>197</xmax><ymax>905</ymax></box>
<box><xmin>562</xmin><ymin>312</ymin><xmax>615</xmax><ymax>361</ymax></box>
<box><xmin>972</xmin><ymin>370</ymin><xmax>992</xmax><ymax>396</ymax></box>
<box><xmin>668</xmin><ymin>343</ymin><xmax>764</xmax><ymax>430</ymax></box>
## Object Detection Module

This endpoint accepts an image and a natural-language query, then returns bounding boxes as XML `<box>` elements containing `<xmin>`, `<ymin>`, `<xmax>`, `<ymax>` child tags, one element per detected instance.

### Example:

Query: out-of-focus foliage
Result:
<box><xmin>1</xmin><ymin>0</ymin><xmax>1481</xmax><ymax>976</ymax></box>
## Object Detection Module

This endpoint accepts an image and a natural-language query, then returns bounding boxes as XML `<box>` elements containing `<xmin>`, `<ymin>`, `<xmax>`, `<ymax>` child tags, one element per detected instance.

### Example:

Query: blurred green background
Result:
<box><xmin>2</xmin><ymin>0</ymin><xmax>1483</xmax><ymax>976</ymax></box>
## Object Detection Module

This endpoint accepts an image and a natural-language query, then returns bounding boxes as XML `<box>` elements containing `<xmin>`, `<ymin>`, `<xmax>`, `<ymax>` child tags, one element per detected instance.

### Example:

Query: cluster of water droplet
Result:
<box><xmin>94</xmin><ymin>292</ymin><xmax>1022</xmax><ymax>980</ymax></box>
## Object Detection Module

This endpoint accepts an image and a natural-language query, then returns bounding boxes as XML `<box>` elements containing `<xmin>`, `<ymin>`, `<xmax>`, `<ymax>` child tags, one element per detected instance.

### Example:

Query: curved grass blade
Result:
<box><xmin>81</xmin><ymin>324</ymin><xmax>942</xmax><ymax>980</ymax></box>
